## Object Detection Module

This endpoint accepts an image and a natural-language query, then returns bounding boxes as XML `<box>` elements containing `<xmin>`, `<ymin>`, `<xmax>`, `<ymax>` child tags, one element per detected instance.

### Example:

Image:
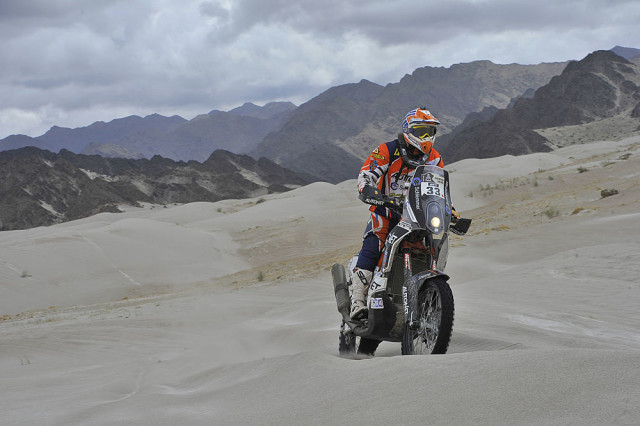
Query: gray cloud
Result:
<box><xmin>1</xmin><ymin>0</ymin><xmax>638</xmax><ymax>138</ymax></box>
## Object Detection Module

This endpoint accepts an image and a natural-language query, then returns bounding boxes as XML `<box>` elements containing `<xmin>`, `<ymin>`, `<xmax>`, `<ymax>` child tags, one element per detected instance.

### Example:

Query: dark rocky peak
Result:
<box><xmin>563</xmin><ymin>50</ymin><xmax>634</xmax><ymax>78</ymax></box>
<box><xmin>532</xmin><ymin>50</ymin><xmax>639</xmax><ymax>126</ymax></box>
<box><xmin>203</xmin><ymin>149</ymin><xmax>255</xmax><ymax>172</ymax></box>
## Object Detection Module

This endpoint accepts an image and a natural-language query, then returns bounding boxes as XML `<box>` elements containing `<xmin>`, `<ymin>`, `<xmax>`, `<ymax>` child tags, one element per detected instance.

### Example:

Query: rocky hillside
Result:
<box><xmin>438</xmin><ymin>50</ymin><xmax>640</xmax><ymax>163</ymax></box>
<box><xmin>0</xmin><ymin>147</ymin><xmax>307</xmax><ymax>231</ymax></box>
<box><xmin>252</xmin><ymin>61</ymin><xmax>567</xmax><ymax>182</ymax></box>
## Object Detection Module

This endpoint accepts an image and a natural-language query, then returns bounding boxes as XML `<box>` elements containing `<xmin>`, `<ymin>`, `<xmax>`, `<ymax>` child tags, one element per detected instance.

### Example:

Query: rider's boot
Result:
<box><xmin>350</xmin><ymin>268</ymin><xmax>373</xmax><ymax>320</ymax></box>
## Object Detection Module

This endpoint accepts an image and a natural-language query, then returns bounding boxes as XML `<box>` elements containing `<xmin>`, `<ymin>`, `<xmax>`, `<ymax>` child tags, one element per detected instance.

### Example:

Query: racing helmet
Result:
<box><xmin>401</xmin><ymin>107</ymin><xmax>440</xmax><ymax>158</ymax></box>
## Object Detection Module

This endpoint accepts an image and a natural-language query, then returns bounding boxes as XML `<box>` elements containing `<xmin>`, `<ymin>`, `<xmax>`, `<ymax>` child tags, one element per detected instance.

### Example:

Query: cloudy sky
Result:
<box><xmin>0</xmin><ymin>0</ymin><xmax>638</xmax><ymax>140</ymax></box>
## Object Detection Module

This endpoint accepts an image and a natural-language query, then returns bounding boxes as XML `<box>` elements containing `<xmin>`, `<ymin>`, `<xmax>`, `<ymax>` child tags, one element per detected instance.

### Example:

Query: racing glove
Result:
<box><xmin>451</xmin><ymin>206</ymin><xmax>460</xmax><ymax>222</ymax></box>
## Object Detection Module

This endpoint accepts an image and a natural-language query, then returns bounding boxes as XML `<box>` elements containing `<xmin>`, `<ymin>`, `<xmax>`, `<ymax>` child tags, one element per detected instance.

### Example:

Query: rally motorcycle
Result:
<box><xmin>332</xmin><ymin>164</ymin><xmax>471</xmax><ymax>356</ymax></box>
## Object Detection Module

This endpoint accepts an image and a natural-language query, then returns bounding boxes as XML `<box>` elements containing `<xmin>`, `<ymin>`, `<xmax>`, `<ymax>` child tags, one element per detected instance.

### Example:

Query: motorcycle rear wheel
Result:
<box><xmin>339</xmin><ymin>321</ymin><xmax>381</xmax><ymax>357</ymax></box>
<box><xmin>401</xmin><ymin>277</ymin><xmax>454</xmax><ymax>355</ymax></box>
<box><xmin>338</xmin><ymin>320</ymin><xmax>356</xmax><ymax>355</ymax></box>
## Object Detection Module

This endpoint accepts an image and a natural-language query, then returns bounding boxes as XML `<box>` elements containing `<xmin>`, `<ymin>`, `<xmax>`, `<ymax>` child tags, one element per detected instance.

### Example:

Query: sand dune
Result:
<box><xmin>1</xmin><ymin>136</ymin><xmax>639</xmax><ymax>425</ymax></box>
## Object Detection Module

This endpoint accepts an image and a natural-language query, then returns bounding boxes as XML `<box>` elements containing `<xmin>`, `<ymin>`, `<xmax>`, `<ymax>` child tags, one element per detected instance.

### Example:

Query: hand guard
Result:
<box><xmin>358</xmin><ymin>185</ymin><xmax>385</xmax><ymax>206</ymax></box>
<box><xmin>450</xmin><ymin>218</ymin><xmax>472</xmax><ymax>235</ymax></box>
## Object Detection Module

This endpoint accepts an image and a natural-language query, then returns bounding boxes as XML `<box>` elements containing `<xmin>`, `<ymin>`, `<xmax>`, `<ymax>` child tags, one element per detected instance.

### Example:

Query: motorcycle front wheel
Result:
<box><xmin>401</xmin><ymin>277</ymin><xmax>454</xmax><ymax>355</ymax></box>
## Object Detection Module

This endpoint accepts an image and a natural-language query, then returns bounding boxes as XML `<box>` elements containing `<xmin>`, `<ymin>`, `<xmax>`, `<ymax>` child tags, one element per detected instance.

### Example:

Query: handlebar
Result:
<box><xmin>360</xmin><ymin>187</ymin><xmax>472</xmax><ymax>235</ymax></box>
<box><xmin>382</xmin><ymin>196</ymin><xmax>403</xmax><ymax>214</ymax></box>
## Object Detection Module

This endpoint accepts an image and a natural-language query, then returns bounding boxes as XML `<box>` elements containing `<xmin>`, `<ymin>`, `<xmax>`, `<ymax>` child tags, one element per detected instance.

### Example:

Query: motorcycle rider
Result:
<box><xmin>351</xmin><ymin>107</ymin><xmax>457</xmax><ymax>320</ymax></box>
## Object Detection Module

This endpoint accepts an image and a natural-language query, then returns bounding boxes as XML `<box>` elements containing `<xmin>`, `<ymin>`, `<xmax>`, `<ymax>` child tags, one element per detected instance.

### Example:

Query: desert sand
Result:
<box><xmin>1</xmin><ymin>136</ymin><xmax>640</xmax><ymax>425</ymax></box>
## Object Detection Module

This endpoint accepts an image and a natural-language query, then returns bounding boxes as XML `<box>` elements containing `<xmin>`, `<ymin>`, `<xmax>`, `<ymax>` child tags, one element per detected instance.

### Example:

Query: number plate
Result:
<box><xmin>421</xmin><ymin>174</ymin><xmax>445</xmax><ymax>198</ymax></box>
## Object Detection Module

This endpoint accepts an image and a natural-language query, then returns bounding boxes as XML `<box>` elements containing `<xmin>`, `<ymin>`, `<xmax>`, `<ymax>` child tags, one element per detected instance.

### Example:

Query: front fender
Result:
<box><xmin>411</xmin><ymin>270</ymin><xmax>450</xmax><ymax>292</ymax></box>
<box><xmin>404</xmin><ymin>270</ymin><xmax>450</xmax><ymax>326</ymax></box>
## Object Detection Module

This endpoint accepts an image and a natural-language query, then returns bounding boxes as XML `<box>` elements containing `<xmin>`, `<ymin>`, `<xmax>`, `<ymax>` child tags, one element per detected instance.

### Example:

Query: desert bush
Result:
<box><xmin>618</xmin><ymin>153</ymin><xmax>632</xmax><ymax>160</ymax></box>
<box><xmin>577</xmin><ymin>166</ymin><xmax>589</xmax><ymax>173</ymax></box>
<box><xmin>543</xmin><ymin>206</ymin><xmax>560</xmax><ymax>219</ymax></box>
<box><xmin>600</xmin><ymin>189</ymin><xmax>619</xmax><ymax>198</ymax></box>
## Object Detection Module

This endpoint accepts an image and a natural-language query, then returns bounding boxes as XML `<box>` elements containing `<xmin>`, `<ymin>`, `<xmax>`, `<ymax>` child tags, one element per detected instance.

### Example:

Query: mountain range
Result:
<box><xmin>0</xmin><ymin>102</ymin><xmax>297</xmax><ymax>162</ymax></box>
<box><xmin>1</xmin><ymin>61</ymin><xmax>569</xmax><ymax>182</ymax></box>
<box><xmin>1</xmin><ymin>46</ymin><xmax>639</xmax><ymax>230</ymax></box>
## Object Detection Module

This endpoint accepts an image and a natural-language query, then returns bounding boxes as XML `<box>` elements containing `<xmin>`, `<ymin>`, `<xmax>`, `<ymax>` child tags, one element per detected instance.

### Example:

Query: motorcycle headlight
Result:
<box><xmin>430</xmin><ymin>216</ymin><xmax>441</xmax><ymax>229</ymax></box>
<box><xmin>426</xmin><ymin>202</ymin><xmax>443</xmax><ymax>235</ymax></box>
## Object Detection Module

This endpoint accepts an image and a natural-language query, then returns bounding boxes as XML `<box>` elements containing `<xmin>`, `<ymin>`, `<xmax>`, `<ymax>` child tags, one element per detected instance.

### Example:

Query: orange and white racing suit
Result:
<box><xmin>356</xmin><ymin>138</ymin><xmax>443</xmax><ymax>271</ymax></box>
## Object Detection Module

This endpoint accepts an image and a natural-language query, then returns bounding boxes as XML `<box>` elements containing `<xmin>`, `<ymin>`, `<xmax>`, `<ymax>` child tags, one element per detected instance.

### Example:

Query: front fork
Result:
<box><xmin>401</xmin><ymin>242</ymin><xmax>419</xmax><ymax>329</ymax></box>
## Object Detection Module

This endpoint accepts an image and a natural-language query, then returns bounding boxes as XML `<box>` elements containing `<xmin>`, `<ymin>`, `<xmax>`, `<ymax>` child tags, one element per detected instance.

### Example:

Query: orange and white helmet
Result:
<box><xmin>401</xmin><ymin>107</ymin><xmax>440</xmax><ymax>155</ymax></box>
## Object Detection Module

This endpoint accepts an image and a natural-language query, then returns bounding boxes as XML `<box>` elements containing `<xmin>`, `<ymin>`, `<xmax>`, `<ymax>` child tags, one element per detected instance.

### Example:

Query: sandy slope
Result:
<box><xmin>1</xmin><ymin>136</ymin><xmax>639</xmax><ymax>425</ymax></box>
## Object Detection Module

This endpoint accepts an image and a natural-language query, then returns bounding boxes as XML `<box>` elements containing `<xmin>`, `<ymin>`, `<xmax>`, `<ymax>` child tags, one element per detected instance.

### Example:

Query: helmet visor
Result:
<box><xmin>410</xmin><ymin>125</ymin><xmax>437</xmax><ymax>139</ymax></box>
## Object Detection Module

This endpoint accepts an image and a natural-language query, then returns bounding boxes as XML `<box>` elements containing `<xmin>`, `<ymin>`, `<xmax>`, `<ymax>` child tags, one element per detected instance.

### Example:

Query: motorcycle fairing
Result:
<box><xmin>380</xmin><ymin>222</ymin><xmax>411</xmax><ymax>274</ymax></box>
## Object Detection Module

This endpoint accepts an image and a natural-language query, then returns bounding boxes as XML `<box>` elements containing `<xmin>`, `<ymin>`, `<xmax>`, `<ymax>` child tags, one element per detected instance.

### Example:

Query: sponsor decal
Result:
<box><xmin>390</xmin><ymin>182</ymin><xmax>398</xmax><ymax>190</ymax></box>
<box><xmin>398</xmin><ymin>221</ymin><xmax>412</xmax><ymax>231</ymax></box>
<box><xmin>369</xmin><ymin>160</ymin><xmax>378</xmax><ymax>171</ymax></box>
<box><xmin>404</xmin><ymin>253</ymin><xmax>412</xmax><ymax>270</ymax></box>
<box><xmin>371</xmin><ymin>153</ymin><xmax>386</xmax><ymax>160</ymax></box>
<box><xmin>390</xmin><ymin>171</ymin><xmax>413</xmax><ymax>186</ymax></box>
<box><xmin>412</xmin><ymin>177</ymin><xmax>421</xmax><ymax>186</ymax></box>
<box><xmin>365</xmin><ymin>197</ymin><xmax>385</xmax><ymax>206</ymax></box>
<box><xmin>394</xmin><ymin>148</ymin><xmax>400</xmax><ymax>156</ymax></box>
<box><xmin>403</xmin><ymin>286</ymin><xmax>409</xmax><ymax>315</ymax></box>
<box><xmin>371</xmin><ymin>298</ymin><xmax>384</xmax><ymax>309</ymax></box>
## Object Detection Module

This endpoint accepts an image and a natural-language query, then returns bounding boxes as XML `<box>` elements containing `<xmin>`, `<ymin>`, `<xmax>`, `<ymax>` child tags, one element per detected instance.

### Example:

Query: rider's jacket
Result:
<box><xmin>358</xmin><ymin>138</ymin><xmax>443</xmax><ymax>218</ymax></box>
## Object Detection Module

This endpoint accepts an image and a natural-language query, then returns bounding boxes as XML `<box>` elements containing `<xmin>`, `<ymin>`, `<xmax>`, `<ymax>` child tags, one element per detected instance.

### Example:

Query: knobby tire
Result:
<box><xmin>401</xmin><ymin>277</ymin><xmax>454</xmax><ymax>355</ymax></box>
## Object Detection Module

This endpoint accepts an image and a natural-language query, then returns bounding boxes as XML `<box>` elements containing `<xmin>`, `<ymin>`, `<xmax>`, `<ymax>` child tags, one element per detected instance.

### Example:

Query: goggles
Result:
<box><xmin>409</xmin><ymin>125</ymin><xmax>437</xmax><ymax>139</ymax></box>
